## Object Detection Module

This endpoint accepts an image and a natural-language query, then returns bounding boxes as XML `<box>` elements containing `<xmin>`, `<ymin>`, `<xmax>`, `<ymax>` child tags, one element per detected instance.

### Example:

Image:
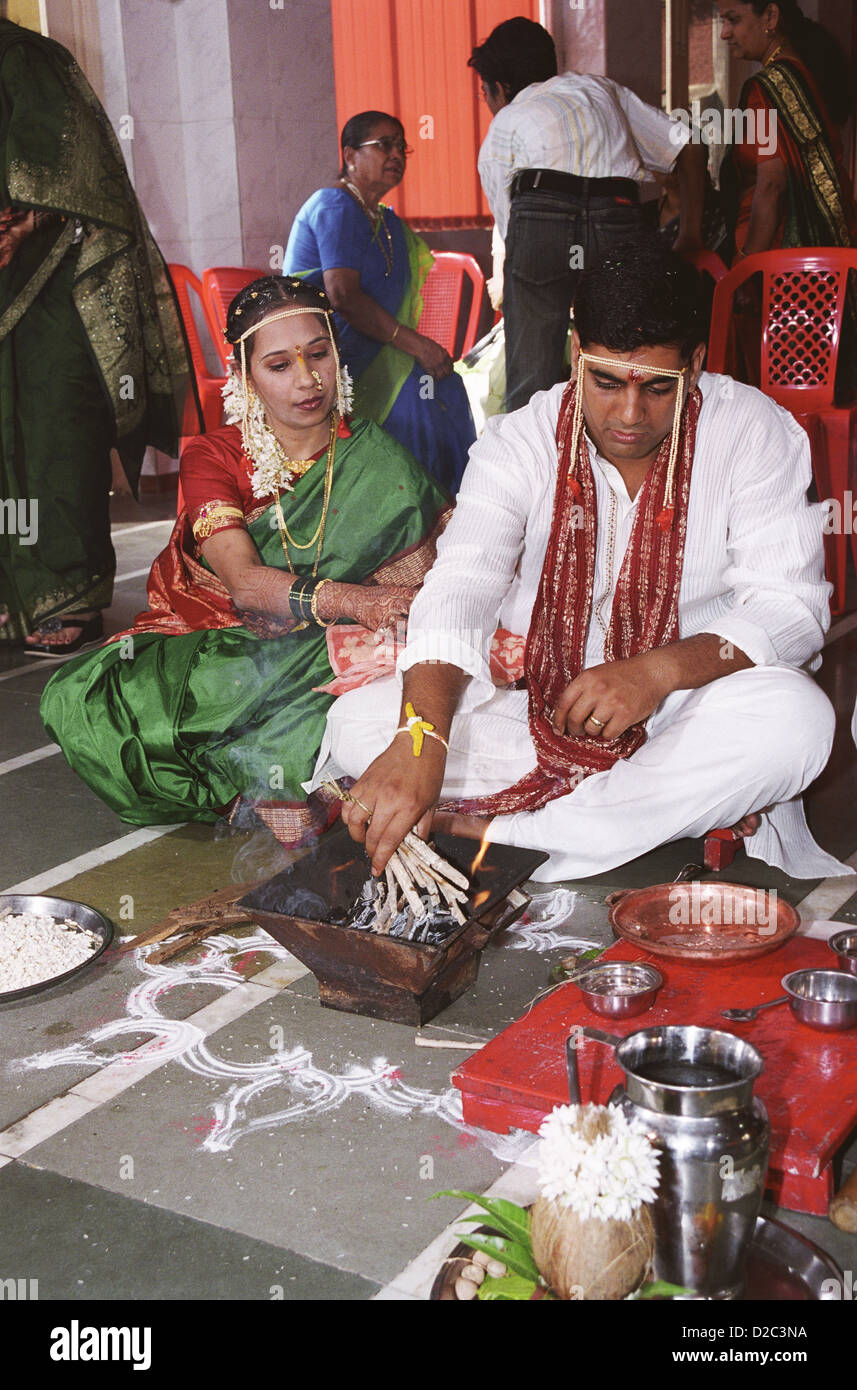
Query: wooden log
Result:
<box><xmin>403</xmin><ymin>833</ymin><xmax>470</xmax><ymax>890</ymax></box>
<box><xmin>146</xmin><ymin>917</ymin><xmax>247</xmax><ymax>965</ymax></box>
<box><xmin>388</xmin><ymin>852</ymin><xmax>424</xmax><ymax>918</ymax></box>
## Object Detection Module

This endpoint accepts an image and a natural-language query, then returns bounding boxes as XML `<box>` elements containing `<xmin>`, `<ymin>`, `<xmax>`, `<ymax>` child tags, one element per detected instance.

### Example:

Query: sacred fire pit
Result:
<box><xmin>239</xmin><ymin>825</ymin><xmax>548</xmax><ymax>1025</ymax></box>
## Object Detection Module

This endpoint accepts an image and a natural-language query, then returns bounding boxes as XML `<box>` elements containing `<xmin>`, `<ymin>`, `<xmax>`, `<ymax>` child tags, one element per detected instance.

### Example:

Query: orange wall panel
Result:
<box><xmin>331</xmin><ymin>0</ymin><xmax>540</xmax><ymax>222</ymax></box>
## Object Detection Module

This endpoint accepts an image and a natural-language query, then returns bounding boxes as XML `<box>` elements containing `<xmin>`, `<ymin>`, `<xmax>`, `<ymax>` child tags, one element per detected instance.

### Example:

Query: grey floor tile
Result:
<box><xmin>827</xmin><ymin>892</ymin><xmax>857</xmax><ymax>924</ymax></box>
<box><xmin>0</xmin><ymin>759</ymin><xmax>131</xmax><ymax>886</ymax></box>
<box><xmin>22</xmin><ymin>989</ymin><xmax>506</xmax><ymax>1286</ymax></box>
<box><xmin>0</xmin><ymin>1161</ymin><xmax>377</xmax><ymax>1300</ymax></box>
<box><xmin>0</xmin><ymin>687</ymin><xmax>58</xmax><ymax>761</ymax></box>
<box><xmin>0</xmin><ymin>933</ymin><xmax>251</xmax><ymax>1131</ymax></box>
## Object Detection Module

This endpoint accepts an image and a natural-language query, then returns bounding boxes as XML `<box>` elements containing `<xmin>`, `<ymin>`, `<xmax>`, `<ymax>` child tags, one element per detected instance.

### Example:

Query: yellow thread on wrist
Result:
<box><xmin>395</xmin><ymin>702</ymin><xmax>448</xmax><ymax>756</ymax></box>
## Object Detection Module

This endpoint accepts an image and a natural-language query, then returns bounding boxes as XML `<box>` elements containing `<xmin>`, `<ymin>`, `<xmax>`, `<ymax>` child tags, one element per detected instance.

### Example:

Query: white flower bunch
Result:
<box><xmin>222</xmin><ymin>368</ymin><xmax>297</xmax><ymax>500</ymax></box>
<box><xmin>221</xmin><ymin>365</ymin><xmax>245</xmax><ymax>428</ymax></box>
<box><xmin>338</xmin><ymin>364</ymin><xmax>354</xmax><ymax>417</ymax></box>
<box><xmin>536</xmin><ymin>1103</ymin><xmax>660</xmax><ymax>1223</ymax></box>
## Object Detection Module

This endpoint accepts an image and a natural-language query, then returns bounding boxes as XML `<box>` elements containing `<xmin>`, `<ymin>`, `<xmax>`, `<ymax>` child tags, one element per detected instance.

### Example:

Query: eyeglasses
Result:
<box><xmin>357</xmin><ymin>137</ymin><xmax>413</xmax><ymax>157</ymax></box>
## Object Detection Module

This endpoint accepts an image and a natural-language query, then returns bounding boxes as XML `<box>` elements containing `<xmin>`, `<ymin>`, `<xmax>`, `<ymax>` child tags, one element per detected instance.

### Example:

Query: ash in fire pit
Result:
<box><xmin>342</xmin><ymin>832</ymin><xmax>474</xmax><ymax>947</ymax></box>
<box><xmin>344</xmin><ymin>877</ymin><xmax>459</xmax><ymax>945</ymax></box>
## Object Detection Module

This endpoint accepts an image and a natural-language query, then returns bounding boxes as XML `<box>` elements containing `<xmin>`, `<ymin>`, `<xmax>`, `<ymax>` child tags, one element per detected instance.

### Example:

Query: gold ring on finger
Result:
<box><xmin>586</xmin><ymin>714</ymin><xmax>605</xmax><ymax>728</ymax></box>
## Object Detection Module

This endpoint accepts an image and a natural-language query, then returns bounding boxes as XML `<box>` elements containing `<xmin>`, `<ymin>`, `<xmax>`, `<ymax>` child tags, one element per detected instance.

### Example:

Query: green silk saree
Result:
<box><xmin>40</xmin><ymin>418</ymin><xmax>447</xmax><ymax>829</ymax></box>
<box><xmin>0</xmin><ymin>19</ymin><xmax>192</xmax><ymax>639</ymax></box>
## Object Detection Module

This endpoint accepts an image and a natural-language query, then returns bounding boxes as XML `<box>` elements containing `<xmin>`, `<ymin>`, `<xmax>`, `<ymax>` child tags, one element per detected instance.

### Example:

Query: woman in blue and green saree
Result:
<box><xmin>41</xmin><ymin>278</ymin><xmax>449</xmax><ymax>846</ymax></box>
<box><xmin>0</xmin><ymin>18</ymin><xmax>191</xmax><ymax>653</ymax></box>
<box><xmin>284</xmin><ymin>111</ymin><xmax>476</xmax><ymax>497</ymax></box>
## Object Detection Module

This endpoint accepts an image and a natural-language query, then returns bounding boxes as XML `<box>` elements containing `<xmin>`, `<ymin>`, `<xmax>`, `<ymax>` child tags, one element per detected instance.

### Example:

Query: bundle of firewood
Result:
<box><xmin>323</xmin><ymin>781</ymin><xmax>472</xmax><ymax>945</ymax></box>
<box><xmin>345</xmin><ymin>831</ymin><xmax>471</xmax><ymax>944</ymax></box>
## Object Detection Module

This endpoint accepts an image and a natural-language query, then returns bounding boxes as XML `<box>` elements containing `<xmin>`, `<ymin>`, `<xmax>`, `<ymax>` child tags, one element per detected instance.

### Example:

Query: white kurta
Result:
<box><xmin>313</xmin><ymin>374</ymin><xmax>848</xmax><ymax>881</ymax></box>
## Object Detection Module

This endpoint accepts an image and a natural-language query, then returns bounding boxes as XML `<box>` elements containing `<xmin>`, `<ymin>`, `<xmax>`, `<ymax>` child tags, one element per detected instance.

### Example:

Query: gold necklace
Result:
<box><xmin>274</xmin><ymin>413</ymin><xmax>337</xmax><ymax>576</ymax></box>
<box><xmin>342</xmin><ymin>178</ymin><xmax>394</xmax><ymax>277</ymax></box>
<box><xmin>764</xmin><ymin>41</ymin><xmax>785</xmax><ymax>66</ymax></box>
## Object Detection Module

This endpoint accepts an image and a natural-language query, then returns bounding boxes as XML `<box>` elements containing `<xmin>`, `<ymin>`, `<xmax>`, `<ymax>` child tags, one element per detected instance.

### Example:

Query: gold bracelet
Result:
<box><xmin>309</xmin><ymin>577</ymin><xmax>335</xmax><ymax>627</ymax></box>
<box><xmin>389</xmin><ymin>321</ymin><xmax>401</xmax><ymax>345</ymax></box>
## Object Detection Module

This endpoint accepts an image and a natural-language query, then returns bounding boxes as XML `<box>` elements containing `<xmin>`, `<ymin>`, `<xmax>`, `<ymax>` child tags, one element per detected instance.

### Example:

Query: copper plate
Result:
<box><xmin>607</xmin><ymin>882</ymin><xmax>799</xmax><ymax>963</ymax></box>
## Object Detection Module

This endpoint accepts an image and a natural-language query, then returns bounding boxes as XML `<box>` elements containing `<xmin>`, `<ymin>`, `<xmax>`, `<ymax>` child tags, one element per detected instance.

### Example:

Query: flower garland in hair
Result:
<box><xmin>535</xmin><ymin>1103</ymin><xmax>660</xmax><ymax>1223</ymax></box>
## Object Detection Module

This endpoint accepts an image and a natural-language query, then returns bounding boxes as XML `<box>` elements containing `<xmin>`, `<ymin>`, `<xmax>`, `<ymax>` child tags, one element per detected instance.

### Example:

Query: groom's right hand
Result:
<box><xmin>342</xmin><ymin>737</ymin><xmax>447</xmax><ymax>877</ymax></box>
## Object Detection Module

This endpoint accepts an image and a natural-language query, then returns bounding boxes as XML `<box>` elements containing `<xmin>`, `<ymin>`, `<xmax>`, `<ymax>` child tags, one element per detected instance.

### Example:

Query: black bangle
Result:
<box><xmin>288</xmin><ymin>576</ymin><xmax>320</xmax><ymax>623</ymax></box>
<box><xmin>288</xmin><ymin>579</ymin><xmax>311</xmax><ymax>621</ymax></box>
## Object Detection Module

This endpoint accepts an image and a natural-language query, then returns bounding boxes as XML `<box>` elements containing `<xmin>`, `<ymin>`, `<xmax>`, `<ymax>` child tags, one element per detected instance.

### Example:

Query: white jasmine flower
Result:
<box><xmin>536</xmin><ymin>1103</ymin><xmax>660</xmax><ymax>1223</ymax></box>
<box><xmin>338</xmin><ymin>364</ymin><xmax>354</xmax><ymax>416</ymax></box>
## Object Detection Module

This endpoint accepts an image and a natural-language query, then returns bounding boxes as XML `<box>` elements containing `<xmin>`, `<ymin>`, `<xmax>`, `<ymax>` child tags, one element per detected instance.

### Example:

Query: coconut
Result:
<box><xmin>530</xmin><ymin>1195</ymin><xmax>654</xmax><ymax>1301</ymax></box>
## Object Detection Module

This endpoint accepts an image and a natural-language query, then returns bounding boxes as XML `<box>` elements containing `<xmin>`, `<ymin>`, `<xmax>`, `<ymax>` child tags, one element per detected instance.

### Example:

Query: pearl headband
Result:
<box><xmin>568</xmin><ymin>350</ymin><xmax>687</xmax><ymax>529</ymax></box>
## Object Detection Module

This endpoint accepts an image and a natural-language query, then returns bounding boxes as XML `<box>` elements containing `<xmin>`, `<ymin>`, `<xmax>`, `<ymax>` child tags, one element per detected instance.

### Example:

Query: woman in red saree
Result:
<box><xmin>718</xmin><ymin>1</ymin><xmax>856</xmax><ymax>258</ymax></box>
<box><xmin>41</xmin><ymin>279</ymin><xmax>449</xmax><ymax>847</ymax></box>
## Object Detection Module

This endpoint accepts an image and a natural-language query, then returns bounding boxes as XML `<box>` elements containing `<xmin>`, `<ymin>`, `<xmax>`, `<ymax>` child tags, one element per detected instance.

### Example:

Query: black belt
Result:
<box><xmin>511</xmin><ymin>169</ymin><xmax>639</xmax><ymax>202</ymax></box>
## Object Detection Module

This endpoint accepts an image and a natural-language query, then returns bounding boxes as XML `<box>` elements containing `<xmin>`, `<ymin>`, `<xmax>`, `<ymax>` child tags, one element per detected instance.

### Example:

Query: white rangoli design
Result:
<box><xmin>15</xmin><ymin>889</ymin><xmax>593</xmax><ymax>1160</ymax></box>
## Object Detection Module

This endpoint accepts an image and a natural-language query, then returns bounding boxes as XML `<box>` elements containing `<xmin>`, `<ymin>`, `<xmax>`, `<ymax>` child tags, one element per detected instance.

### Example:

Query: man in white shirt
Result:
<box><xmin>314</xmin><ymin>243</ymin><xmax>844</xmax><ymax>884</ymax></box>
<box><xmin>469</xmin><ymin>17</ymin><xmax>705</xmax><ymax>410</ymax></box>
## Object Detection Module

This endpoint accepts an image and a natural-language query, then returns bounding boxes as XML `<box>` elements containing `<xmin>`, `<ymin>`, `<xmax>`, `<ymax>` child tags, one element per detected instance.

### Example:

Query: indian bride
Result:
<box><xmin>41</xmin><ymin>278</ymin><xmax>449</xmax><ymax>845</ymax></box>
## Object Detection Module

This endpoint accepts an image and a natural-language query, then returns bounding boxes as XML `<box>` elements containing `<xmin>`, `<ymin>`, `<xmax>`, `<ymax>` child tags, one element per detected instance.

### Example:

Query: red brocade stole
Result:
<box><xmin>445</xmin><ymin>379</ymin><xmax>702</xmax><ymax>818</ymax></box>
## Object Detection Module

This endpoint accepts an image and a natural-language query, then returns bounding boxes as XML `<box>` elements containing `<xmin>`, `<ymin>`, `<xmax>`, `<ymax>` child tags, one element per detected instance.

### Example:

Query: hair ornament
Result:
<box><xmin>568</xmin><ymin>350</ymin><xmax>687</xmax><ymax>528</ymax></box>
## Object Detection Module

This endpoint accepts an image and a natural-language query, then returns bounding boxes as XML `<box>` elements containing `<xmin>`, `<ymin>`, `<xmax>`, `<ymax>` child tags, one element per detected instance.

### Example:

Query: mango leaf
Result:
<box><xmin>478</xmin><ymin>1273</ymin><xmax>542</xmax><ymax>1301</ymax></box>
<box><xmin>433</xmin><ymin>1190</ymin><xmax>531</xmax><ymax>1246</ymax></box>
<box><xmin>630</xmin><ymin>1280</ymin><xmax>696</xmax><ymax>1300</ymax></box>
<box><xmin>456</xmin><ymin>1231</ymin><xmax>540</xmax><ymax>1283</ymax></box>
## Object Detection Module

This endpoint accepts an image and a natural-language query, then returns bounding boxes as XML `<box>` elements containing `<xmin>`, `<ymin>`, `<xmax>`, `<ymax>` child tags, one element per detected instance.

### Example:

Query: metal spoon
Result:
<box><xmin>721</xmin><ymin>995</ymin><xmax>788</xmax><ymax>1022</ymax></box>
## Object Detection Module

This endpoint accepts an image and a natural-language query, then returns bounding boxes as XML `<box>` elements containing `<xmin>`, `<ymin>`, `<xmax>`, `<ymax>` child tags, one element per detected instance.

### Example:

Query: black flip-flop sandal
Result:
<box><xmin>24</xmin><ymin>612</ymin><xmax>104</xmax><ymax>658</ymax></box>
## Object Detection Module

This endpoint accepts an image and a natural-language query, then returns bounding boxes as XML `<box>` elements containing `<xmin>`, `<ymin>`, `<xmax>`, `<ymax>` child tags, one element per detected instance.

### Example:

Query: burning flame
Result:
<box><xmin>473</xmin><ymin>889</ymin><xmax>490</xmax><ymax>911</ymax></box>
<box><xmin>469</xmin><ymin>827</ymin><xmax>491</xmax><ymax>878</ymax></box>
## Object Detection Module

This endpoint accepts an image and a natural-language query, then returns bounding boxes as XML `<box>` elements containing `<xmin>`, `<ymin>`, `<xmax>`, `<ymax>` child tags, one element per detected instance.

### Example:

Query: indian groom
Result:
<box><xmin>312</xmin><ymin>241</ymin><xmax>845</xmax><ymax>883</ymax></box>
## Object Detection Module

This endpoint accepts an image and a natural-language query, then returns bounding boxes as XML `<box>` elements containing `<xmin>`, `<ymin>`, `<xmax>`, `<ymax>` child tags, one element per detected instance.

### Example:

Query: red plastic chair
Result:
<box><xmin>680</xmin><ymin>248</ymin><xmax>728</xmax><ymax>283</ymax></box>
<box><xmin>708</xmin><ymin>248</ymin><xmax>857</xmax><ymax>613</ymax></box>
<box><xmin>418</xmin><ymin>251</ymin><xmax>485</xmax><ymax>359</ymax></box>
<box><xmin>202</xmin><ymin>266</ymin><xmax>267</xmax><ymax>372</ymax></box>
<box><xmin>168</xmin><ymin>264</ymin><xmax>229</xmax><ymax>514</ymax></box>
<box><xmin>168</xmin><ymin>264</ymin><xmax>226</xmax><ymax>437</ymax></box>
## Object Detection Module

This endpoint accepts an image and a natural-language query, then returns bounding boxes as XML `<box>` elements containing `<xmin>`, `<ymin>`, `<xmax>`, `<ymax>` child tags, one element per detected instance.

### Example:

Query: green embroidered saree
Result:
<box><xmin>40</xmin><ymin>418</ymin><xmax>447</xmax><ymax>830</ymax></box>
<box><xmin>0</xmin><ymin>20</ymin><xmax>192</xmax><ymax>640</ymax></box>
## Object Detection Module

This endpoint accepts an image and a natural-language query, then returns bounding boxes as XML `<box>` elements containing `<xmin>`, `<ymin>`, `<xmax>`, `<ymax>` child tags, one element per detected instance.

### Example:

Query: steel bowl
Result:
<box><xmin>0</xmin><ymin>894</ymin><xmax>114</xmax><ymax>1005</ymax></box>
<box><xmin>781</xmin><ymin>968</ymin><xmax>857</xmax><ymax>1032</ymax></box>
<box><xmin>574</xmin><ymin>961</ymin><xmax>663</xmax><ymax>1019</ymax></box>
<box><xmin>828</xmin><ymin>930</ymin><xmax>857</xmax><ymax>978</ymax></box>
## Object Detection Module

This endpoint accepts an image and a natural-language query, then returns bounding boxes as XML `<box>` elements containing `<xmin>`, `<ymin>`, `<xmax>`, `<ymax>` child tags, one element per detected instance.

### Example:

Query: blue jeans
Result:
<box><xmin>503</xmin><ymin>189</ymin><xmax>645</xmax><ymax>412</ymax></box>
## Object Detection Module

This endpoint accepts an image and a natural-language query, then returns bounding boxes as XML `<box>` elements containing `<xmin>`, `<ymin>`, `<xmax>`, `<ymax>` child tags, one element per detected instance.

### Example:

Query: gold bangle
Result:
<box><xmin>389</xmin><ymin>321</ymin><xmax>401</xmax><ymax>345</ymax></box>
<box><xmin>310</xmin><ymin>577</ymin><xmax>335</xmax><ymax>627</ymax></box>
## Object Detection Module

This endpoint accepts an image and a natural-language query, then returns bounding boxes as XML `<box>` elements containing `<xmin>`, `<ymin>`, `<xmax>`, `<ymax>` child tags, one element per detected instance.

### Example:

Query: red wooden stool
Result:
<box><xmin>703</xmin><ymin>827</ymin><xmax>744</xmax><ymax>871</ymax></box>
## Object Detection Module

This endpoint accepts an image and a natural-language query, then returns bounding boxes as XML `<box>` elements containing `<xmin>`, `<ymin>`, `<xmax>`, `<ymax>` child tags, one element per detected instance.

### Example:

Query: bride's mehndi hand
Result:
<box><xmin>317</xmin><ymin>582</ymin><xmax>416</xmax><ymax>633</ymax></box>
